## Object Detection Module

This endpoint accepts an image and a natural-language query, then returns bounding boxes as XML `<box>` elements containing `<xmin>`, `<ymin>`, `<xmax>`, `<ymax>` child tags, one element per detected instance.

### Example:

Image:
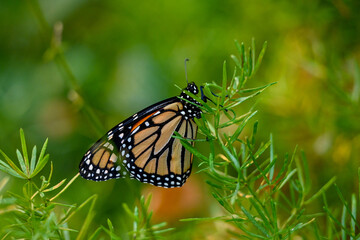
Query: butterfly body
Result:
<box><xmin>79</xmin><ymin>82</ymin><xmax>203</xmax><ymax>188</ymax></box>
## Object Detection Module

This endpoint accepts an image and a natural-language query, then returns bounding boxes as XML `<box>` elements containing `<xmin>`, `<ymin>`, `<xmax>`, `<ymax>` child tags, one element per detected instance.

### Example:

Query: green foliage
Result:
<box><xmin>178</xmin><ymin>40</ymin><xmax>359</xmax><ymax>239</ymax></box>
<box><xmin>0</xmin><ymin>129</ymin><xmax>83</xmax><ymax>239</ymax></box>
<box><xmin>1</xmin><ymin>40</ymin><xmax>359</xmax><ymax>238</ymax></box>
<box><xmin>1</xmin><ymin>0</ymin><xmax>360</xmax><ymax>238</ymax></box>
<box><xmin>0</xmin><ymin>129</ymin><xmax>49</xmax><ymax>179</ymax></box>
<box><xmin>323</xmin><ymin>175</ymin><xmax>360</xmax><ymax>239</ymax></box>
<box><xmin>122</xmin><ymin>195</ymin><xmax>174</xmax><ymax>239</ymax></box>
<box><xmin>0</xmin><ymin>130</ymin><xmax>171</xmax><ymax>239</ymax></box>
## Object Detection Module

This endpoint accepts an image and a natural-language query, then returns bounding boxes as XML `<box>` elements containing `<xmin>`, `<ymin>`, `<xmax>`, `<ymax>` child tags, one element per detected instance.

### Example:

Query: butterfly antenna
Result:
<box><xmin>184</xmin><ymin>58</ymin><xmax>190</xmax><ymax>84</ymax></box>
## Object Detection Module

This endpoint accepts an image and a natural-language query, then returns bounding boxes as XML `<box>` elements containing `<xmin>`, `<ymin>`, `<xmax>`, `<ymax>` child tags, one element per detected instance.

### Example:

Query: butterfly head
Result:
<box><xmin>179</xmin><ymin>82</ymin><xmax>203</xmax><ymax>119</ymax></box>
<box><xmin>186</xmin><ymin>82</ymin><xmax>199</xmax><ymax>95</ymax></box>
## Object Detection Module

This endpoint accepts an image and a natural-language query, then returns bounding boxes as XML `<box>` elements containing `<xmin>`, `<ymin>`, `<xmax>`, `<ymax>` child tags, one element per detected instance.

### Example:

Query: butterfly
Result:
<box><xmin>79</xmin><ymin>82</ymin><xmax>206</xmax><ymax>188</ymax></box>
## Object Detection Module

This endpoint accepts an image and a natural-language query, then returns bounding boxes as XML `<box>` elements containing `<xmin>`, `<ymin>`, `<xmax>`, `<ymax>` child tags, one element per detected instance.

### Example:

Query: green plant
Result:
<box><xmin>177</xmin><ymin>40</ymin><xmax>344</xmax><ymax>239</ymax></box>
<box><xmin>0</xmin><ymin>129</ymin><xmax>172</xmax><ymax>239</ymax></box>
<box><xmin>322</xmin><ymin>171</ymin><xmax>360</xmax><ymax>239</ymax></box>
<box><xmin>0</xmin><ymin>129</ymin><xmax>87</xmax><ymax>239</ymax></box>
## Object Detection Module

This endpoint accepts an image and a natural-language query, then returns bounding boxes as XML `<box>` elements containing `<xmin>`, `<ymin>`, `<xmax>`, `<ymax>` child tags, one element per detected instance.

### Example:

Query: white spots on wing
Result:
<box><xmin>145</xmin><ymin>121</ymin><xmax>150</xmax><ymax>127</ymax></box>
<box><xmin>131</xmin><ymin>126</ymin><xmax>140</xmax><ymax>135</ymax></box>
<box><xmin>119</xmin><ymin>133</ymin><xmax>124</xmax><ymax>139</ymax></box>
<box><xmin>86</xmin><ymin>159</ymin><xmax>90</xmax><ymax>165</ymax></box>
<box><xmin>116</xmin><ymin>166</ymin><xmax>121</xmax><ymax>171</ymax></box>
<box><xmin>110</xmin><ymin>154</ymin><xmax>117</xmax><ymax>163</ymax></box>
<box><xmin>121</xmin><ymin>150</ymin><xmax>125</xmax><ymax>156</ymax></box>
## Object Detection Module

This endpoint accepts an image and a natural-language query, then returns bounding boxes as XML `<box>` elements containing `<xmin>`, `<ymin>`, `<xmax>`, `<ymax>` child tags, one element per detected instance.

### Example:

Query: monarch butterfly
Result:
<box><xmin>79</xmin><ymin>81</ymin><xmax>206</xmax><ymax>188</ymax></box>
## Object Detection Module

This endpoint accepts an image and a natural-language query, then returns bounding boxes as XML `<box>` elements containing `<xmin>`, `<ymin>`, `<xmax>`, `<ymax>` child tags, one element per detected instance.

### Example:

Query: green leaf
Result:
<box><xmin>0</xmin><ymin>149</ymin><xmax>27</xmax><ymax>179</ymax></box>
<box><xmin>241</xmin><ymin>206</ymin><xmax>269</xmax><ymax>237</ymax></box>
<box><xmin>287</xmin><ymin>218</ymin><xmax>316</xmax><ymax>235</ymax></box>
<box><xmin>180</xmin><ymin>216</ymin><xmax>228</xmax><ymax>222</ymax></box>
<box><xmin>0</xmin><ymin>160</ymin><xmax>24</xmax><ymax>178</ymax></box>
<box><xmin>341</xmin><ymin>205</ymin><xmax>347</xmax><ymax>240</ymax></box>
<box><xmin>19</xmin><ymin>128</ymin><xmax>29</xmax><ymax>171</ymax></box>
<box><xmin>16</xmin><ymin>149</ymin><xmax>27</xmax><ymax>174</ymax></box>
<box><xmin>38</xmin><ymin>138</ymin><xmax>49</xmax><ymax>164</ymax></box>
<box><xmin>248</xmin><ymin>197</ymin><xmax>272</xmax><ymax>232</ymax></box>
<box><xmin>269</xmin><ymin>133</ymin><xmax>275</xmax><ymax>182</ymax></box>
<box><xmin>76</xmin><ymin>195</ymin><xmax>98</xmax><ymax>240</ymax></box>
<box><xmin>43</xmin><ymin>179</ymin><xmax>67</xmax><ymax>193</ymax></box>
<box><xmin>254</xmin><ymin>41</ymin><xmax>267</xmax><ymax>75</ymax></box>
<box><xmin>88</xmin><ymin>227</ymin><xmax>103</xmax><ymax>240</ymax></box>
<box><xmin>229</xmin><ymin>111</ymin><xmax>257</xmax><ymax>145</ymax></box>
<box><xmin>30</xmin><ymin>146</ymin><xmax>37</xmax><ymax>174</ymax></box>
<box><xmin>350</xmin><ymin>194</ymin><xmax>356</xmax><ymax>240</ymax></box>
<box><xmin>277</xmin><ymin>169</ymin><xmax>298</xmax><ymax>191</ymax></box>
<box><xmin>221</xmin><ymin>60</ymin><xmax>228</xmax><ymax>106</ymax></box>
<box><xmin>30</xmin><ymin>154</ymin><xmax>50</xmax><ymax>178</ymax></box>
<box><xmin>333</xmin><ymin>184</ymin><xmax>360</xmax><ymax>230</ymax></box>
<box><xmin>220</xmin><ymin>143</ymin><xmax>240</xmax><ymax>171</ymax></box>
<box><xmin>239</xmin><ymin>82</ymin><xmax>276</xmax><ymax>94</ymax></box>
<box><xmin>300</xmin><ymin>150</ymin><xmax>311</xmax><ymax>194</ymax></box>
<box><xmin>304</xmin><ymin>177</ymin><xmax>336</xmax><ymax>205</ymax></box>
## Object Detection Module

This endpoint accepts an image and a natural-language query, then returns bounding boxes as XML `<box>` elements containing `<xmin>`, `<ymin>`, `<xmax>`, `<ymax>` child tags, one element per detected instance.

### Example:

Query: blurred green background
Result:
<box><xmin>1</xmin><ymin>0</ymin><xmax>360</xmax><ymax>238</ymax></box>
